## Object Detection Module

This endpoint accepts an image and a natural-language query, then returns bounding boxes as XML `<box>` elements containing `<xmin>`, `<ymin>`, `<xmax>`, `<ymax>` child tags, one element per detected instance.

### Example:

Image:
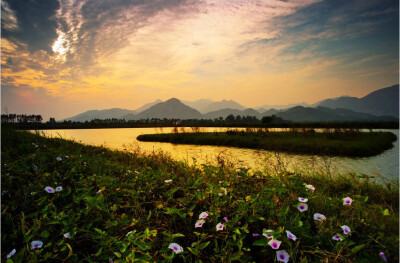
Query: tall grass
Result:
<box><xmin>137</xmin><ymin>130</ymin><xmax>397</xmax><ymax>157</ymax></box>
<box><xmin>2</xmin><ymin>128</ymin><xmax>398</xmax><ymax>262</ymax></box>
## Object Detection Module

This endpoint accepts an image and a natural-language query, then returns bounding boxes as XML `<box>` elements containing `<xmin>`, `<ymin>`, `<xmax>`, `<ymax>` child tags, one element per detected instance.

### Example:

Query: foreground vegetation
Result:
<box><xmin>2</xmin><ymin>128</ymin><xmax>398</xmax><ymax>262</ymax></box>
<box><xmin>137</xmin><ymin>130</ymin><xmax>397</xmax><ymax>157</ymax></box>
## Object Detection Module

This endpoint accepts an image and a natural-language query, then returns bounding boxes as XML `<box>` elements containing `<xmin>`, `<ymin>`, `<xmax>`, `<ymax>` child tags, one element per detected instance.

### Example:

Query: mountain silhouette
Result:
<box><xmin>316</xmin><ymin>84</ymin><xmax>399</xmax><ymax>117</ymax></box>
<box><xmin>130</xmin><ymin>98</ymin><xmax>202</xmax><ymax>119</ymax></box>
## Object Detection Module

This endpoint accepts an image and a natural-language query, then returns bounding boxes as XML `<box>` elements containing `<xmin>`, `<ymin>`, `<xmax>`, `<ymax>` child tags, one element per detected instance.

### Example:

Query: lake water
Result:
<box><xmin>36</xmin><ymin>128</ymin><xmax>399</xmax><ymax>182</ymax></box>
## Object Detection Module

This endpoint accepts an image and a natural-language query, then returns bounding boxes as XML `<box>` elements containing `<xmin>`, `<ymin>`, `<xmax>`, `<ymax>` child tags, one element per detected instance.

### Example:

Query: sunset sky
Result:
<box><xmin>1</xmin><ymin>0</ymin><xmax>399</xmax><ymax>120</ymax></box>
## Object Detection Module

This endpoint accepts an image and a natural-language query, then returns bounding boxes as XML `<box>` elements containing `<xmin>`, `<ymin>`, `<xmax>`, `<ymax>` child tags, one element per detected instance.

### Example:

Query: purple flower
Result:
<box><xmin>216</xmin><ymin>223</ymin><xmax>224</xmax><ymax>231</ymax></box>
<box><xmin>297</xmin><ymin>203</ymin><xmax>308</xmax><ymax>212</ymax></box>
<box><xmin>277</xmin><ymin>250</ymin><xmax>290</xmax><ymax>263</ymax></box>
<box><xmin>268</xmin><ymin>239</ymin><xmax>282</xmax><ymax>250</ymax></box>
<box><xmin>237</xmin><ymin>221</ymin><xmax>242</xmax><ymax>226</ymax></box>
<box><xmin>168</xmin><ymin>243</ymin><xmax>183</xmax><ymax>254</ymax></box>
<box><xmin>332</xmin><ymin>234</ymin><xmax>343</xmax><ymax>241</ymax></box>
<box><xmin>313</xmin><ymin>213</ymin><xmax>326</xmax><ymax>222</ymax></box>
<box><xmin>56</xmin><ymin>157</ymin><xmax>62</xmax><ymax>161</ymax></box>
<box><xmin>223</xmin><ymin>216</ymin><xmax>229</xmax><ymax>222</ymax></box>
<box><xmin>31</xmin><ymin>240</ymin><xmax>43</xmax><ymax>249</ymax></box>
<box><xmin>341</xmin><ymin>225</ymin><xmax>351</xmax><ymax>235</ymax></box>
<box><xmin>44</xmin><ymin>186</ymin><xmax>55</xmax><ymax>193</ymax></box>
<box><xmin>109</xmin><ymin>258</ymin><xmax>114</xmax><ymax>263</ymax></box>
<box><xmin>343</xmin><ymin>197</ymin><xmax>352</xmax><ymax>206</ymax></box>
<box><xmin>195</xmin><ymin>219</ymin><xmax>205</xmax><ymax>228</ymax></box>
<box><xmin>55</xmin><ymin>186</ymin><xmax>63</xmax><ymax>192</ymax></box>
<box><xmin>286</xmin><ymin>230</ymin><xmax>297</xmax><ymax>241</ymax></box>
<box><xmin>7</xmin><ymin>248</ymin><xmax>16</xmax><ymax>258</ymax></box>
<box><xmin>298</xmin><ymin>197</ymin><xmax>308</xmax><ymax>202</ymax></box>
<box><xmin>252</xmin><ymin>233</ymin><xmax>260</xmax><ymax>237</ymax></box>
<box><xmin>63</xmin><ymin>232</ymin><xmax>71</xmax><ymax>238</ymax></box>
<box><xmin>33</xmin><ymin>165</ymin><xmax>38</xmax><ymax>170</ymax></box>
<box><xmin>379</xmin><ymin>252</ymin><xmax>387</xmax><ymax>262</ymax></box>
<box><xmin>199</xmin><ymin>212</ymin><xmax>208</xmax><ymax>219</ymax></box>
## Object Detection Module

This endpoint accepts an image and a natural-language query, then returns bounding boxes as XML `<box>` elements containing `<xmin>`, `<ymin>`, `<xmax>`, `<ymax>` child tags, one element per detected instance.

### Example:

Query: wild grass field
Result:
<box><xmin>1</xmin><ymin>128</ymin><xmax>398</xmax><ymax>262</ymax></box>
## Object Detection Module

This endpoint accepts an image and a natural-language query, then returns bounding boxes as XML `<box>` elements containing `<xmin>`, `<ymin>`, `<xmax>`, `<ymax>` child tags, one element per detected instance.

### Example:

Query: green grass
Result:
<box><xmin>2</xmin><ymin>128</ymin><xmax>399</xmax><ymax>262</ymax></box>
<box><xmin>137</xmin><ymin>130</ymin><xmax>397</xmax><ymax>157</ymax></box>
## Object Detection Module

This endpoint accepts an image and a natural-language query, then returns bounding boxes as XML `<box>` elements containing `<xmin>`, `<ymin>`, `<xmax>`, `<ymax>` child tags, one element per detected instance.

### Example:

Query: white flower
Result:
<box><xmin>332</xmin><ymin>234</ymin><xmax>343</xmax><ymax>241</ymax></box>
<box><xmin>262</xmin><ymin>229</ymin><xmax>274</xmax><ymax>239</ymax></box>
<box><xmin>199</xmin><ymin>212</ymin><xmax>208</xmax><ymax>219</ymax></box>
<box><xmin>31</xmin><ymin>240</ymin><xmax>43</xmax><ymax>249</ymax></box>
<box><xmin>298</xmin><ymin>197</ymin><xmax>308</xmax><ymax>202</ymax></box>
<box><xmin>44</xmin><ymin>186</ymin><xmax>55</xmax><ymax>193</ymax></box>
<box><xmin>286</xmin><ymin>230</ymin><xmax>297</xmax><ymax>241</ymax></box>
<box><xmin>195</xmin><ymin>219</ymin><xmax>205</xmax><ymax>228</ymax></box>
<box><xmin>343</xmin><ymin>197</ymin><xmax>352</xmax><ymax>205</ymax></box>
<box><xmin>297</xmin><ymin>203</ymin><xmax>308</xmax><ymax>212</ymax></box>
<box><xmin>216</xmin><ymin>223</ymin><xmax>224</xmax><ymax>231</ymax></box>
<box><xmin>63</xmin><ymin>232</ymin><xmax>71</xmax><ymax>238</ymax></box>
<box><xmin>305</xmin><ymin>184</ymin><xmax>315</xmax><ymax>191</ymax></box>
<box><xmin>164</xmin><ymin>179</ymin><xmax>172</xmax><ymax>183</ymax></box>
<box><xmin>341</xmin><ymin>225</ymin><xmax>351</xmax><ymax>234</ymax></box>
<box><xmin>313</xmin><ymin>213</ymin><xmax>326</xmax><ymax>222</ymax></box>
<box><xmin>268</xmin><ymin>239</ymin><xmax>282</xmax><ymax>249</ymax></box>
<box><xmin>55</xmin><ymin>186</ymin><xmax>63</xmax><ymax>192</ymax></box>
<box><xmin>277</xmin><ymin>250</ymin><xmax>290</xmax><ymax>263</ymax></box>
<box><xmin>168</xmin><ymin>243</ymin><xmax>183</xmax><ymax>254</ymax></box>
<box><xmin>7</xmin><ymin>248</ymin><xmax>16</xmax><ymax>258</ymax></box>
<box><xmin>56</xmin><ymin>157</ymin><xmax>62</xmax><ymax>161</ymax></box>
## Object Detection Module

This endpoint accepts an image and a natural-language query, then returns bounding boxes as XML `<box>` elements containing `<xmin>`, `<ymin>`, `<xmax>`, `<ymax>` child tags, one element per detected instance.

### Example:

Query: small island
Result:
<box><xmin>137</xmin><ymin>129</ymin><xmax>397</xmax><ymax>157</ymax></box>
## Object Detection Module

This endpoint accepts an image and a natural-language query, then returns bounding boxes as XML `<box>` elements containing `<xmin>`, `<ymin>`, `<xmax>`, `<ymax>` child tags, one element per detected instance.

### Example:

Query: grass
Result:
<box><xmin>137</xmin><ymin>130</ymin><xmax>397</xmax><ymax>157</ymax></box>
<box><xmin>1</xmin><ymin>128</ymin><xmax>399</xmax><ymax>262</ymax></box>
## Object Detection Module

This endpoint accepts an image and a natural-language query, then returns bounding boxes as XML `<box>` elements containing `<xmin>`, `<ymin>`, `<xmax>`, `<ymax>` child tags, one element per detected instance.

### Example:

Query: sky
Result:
<box><xmin>1</xmin><ymin>0</ymin><xmax>399</xmax><ymax>120</ymax></box>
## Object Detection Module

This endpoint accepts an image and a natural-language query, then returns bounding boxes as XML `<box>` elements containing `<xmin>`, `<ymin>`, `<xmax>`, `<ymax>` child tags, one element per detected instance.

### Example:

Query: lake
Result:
<box><xmin>35</xmin><ymin>127</ymin><xmax>399</xmax><ymax>182</ymax></box>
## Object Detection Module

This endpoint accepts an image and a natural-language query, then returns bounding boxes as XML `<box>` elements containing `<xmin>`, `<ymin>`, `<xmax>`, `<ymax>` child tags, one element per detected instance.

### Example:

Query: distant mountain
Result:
<box><xmin>134</xmin><ymin>99</ymin><xmax>163</xmax><ymax>113</ymax></box>
<box><xmin>255</xmin><ymin>102</ymin><xmax>309</xmax><ymax>111</ymax></box>
<box><xmin>275</xmin><ymin>106</ymin><xmax>397</xmax><ymax>122</ymax></box>
<box><xmin>182</xmin><ymin>99</ymin><xmax>214</xmax><ymax>112</ymax></box>
<box><xmin>316</xmin><ymin>84</ymin><xmax>399</xmax><ymax>117</ymax></box>
<box><xmin>261</xmin><ymin>108</ymin><xmax>280</xmax><ymax>116</ymax></box>
<box><xmin>203</xmin><ymin>108</ymin><xmax>261</xmax><ymax>119</ymax></box>
<box><xmin>200</xmin><ymin>99</ymin><xmax>246</xmax><ymax>113</ymax></box>
<box><xmin>129</xmin><ymin>98</ymin><xmax>202</xmax><ymax>119</ymax></box>
<box><xmin>65</xmin><ymin>108</ymin><xmax>136</xmax><ymax>122</ymax></box>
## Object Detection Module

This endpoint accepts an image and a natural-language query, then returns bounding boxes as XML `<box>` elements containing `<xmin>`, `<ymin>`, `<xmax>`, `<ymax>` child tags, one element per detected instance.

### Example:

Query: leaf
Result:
<box><xmin>134</xmin><ymin>241</ymin><xmax>150</xmax><ymax>251</ymax></box>
<box><xmin>40</xmin><ymin>230</ymin><xmax>50</xmax><ymax>238</ymax></box>
<box><xmin>94</xmin><ymin>228</ymin><xmax>104</xmax><ymax>235</ymax></box>
<box><xmin>351</xmin><ymin>244</ymin><xmax>365</xmax><ymax>254</ymax></box>
<box><xmin>187</xmin><ymin>247</ymin><xmax>199</xmax><ymax>256</ymax></box>
<box><xmin>114</xmin><ymin>252</ymin><xmax>122</xmax><ymax>258</ymax></box>
<box><xmin>172</xmin><ymin>233</ymin><xmax>185</xmax><ymax>238</ymax></box>
<box><xmin>252</xmin><ymin>238</ymin><xmax>269</xmax><ymax>246</ymax></box>
<box><xmin>199</xmin><ymin>241</ymin><xmax>210</xmax><ymax>250</ymax></box>
<box><xmin>297</xmin><ymin>220</ymin><xmax>303</xmax><ymax>227</ymax></box>
<box><xmin>65</xmin><ymin>243</ymin><xmax>73</xmax><ymax>259</ymax></box>
<box><xmin>383</xmin><ymin>209</ymin><xmax>390</xmax><ymax>216</ymax></box>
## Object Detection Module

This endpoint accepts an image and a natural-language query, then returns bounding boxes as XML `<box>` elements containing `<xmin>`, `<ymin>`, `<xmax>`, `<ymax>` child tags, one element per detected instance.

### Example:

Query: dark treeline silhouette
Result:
<box><xmin>1</xmin><ymin>113</ymin><xmax>398</xmax><ymax>129</ymax></box>
<box><xmin>1</xmin><ymin>114</ymin><xmax>43</xmax><ymax>123</ymax></box>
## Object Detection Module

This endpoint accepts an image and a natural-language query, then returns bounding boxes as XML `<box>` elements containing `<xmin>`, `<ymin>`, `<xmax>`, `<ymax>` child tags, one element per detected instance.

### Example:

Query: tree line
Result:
<box><xmin>1</xmin><ymin>114</ymin><xmax>43</xmax><ymax>123</ymax></box>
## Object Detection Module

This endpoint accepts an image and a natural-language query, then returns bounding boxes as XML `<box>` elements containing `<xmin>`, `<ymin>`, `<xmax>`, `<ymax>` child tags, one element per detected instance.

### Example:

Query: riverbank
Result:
<box><xmin>2</xmin><ymin>128</ymin><xmax>398</xmax><ymax>262</ymax></box>
<box><xmin>137</xmin><ymin>130</ymin><xmax>397</xmax><ymax>157</ymax></box>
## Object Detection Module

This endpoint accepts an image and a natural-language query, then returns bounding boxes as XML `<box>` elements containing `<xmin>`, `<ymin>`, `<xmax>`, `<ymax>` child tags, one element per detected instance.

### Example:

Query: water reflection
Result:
<box><xmin>35</xmin><ymin>127</ymin><xmax>399</xmax><ymax>181</ymax></box>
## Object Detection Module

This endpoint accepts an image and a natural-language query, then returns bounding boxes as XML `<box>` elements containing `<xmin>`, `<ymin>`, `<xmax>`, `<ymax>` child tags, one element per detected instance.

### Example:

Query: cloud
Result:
<box><xmin>2</xmin><ymin>0</ymin><xmax>60</xmax><ymax>53</ymax></box>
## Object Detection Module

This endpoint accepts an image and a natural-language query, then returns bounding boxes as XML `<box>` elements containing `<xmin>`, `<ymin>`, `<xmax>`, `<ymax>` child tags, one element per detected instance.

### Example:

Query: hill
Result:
<box><xmin>65</xmin><ymin>108</ymin><xmax>136</xmax><ymax>122</ymax></box>
<box><xmin>316</xmin><ymin>84</ymin><xmax>399</xmax><ymax>117</ymax></box>
<box><xmin>276</xmin><ymin>106</ymin><xmax>397</xmax><ymax>122</ymax></box>
<box><xmin>131</xmin><ymin>98</ymin><xmax>202</xmax><ymax>119</ymax></box>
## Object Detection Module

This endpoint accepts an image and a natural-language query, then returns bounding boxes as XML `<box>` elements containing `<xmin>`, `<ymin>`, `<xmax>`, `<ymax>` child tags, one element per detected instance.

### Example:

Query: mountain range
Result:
<box><xmin>65</xmin><ymin>84</ymin><xmax>399</xmax><ymax>122</ymax></box>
